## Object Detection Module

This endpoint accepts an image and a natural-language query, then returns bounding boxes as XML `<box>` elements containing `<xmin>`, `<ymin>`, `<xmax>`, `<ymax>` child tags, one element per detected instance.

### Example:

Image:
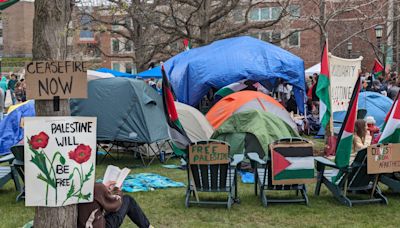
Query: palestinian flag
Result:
<box><xmin>161</xmin><ymin>66</ymin><xmax>191</xmax><ymax>156</ymax></box>
<box><xmin>214</xmin><ymin>79</ymin><xmax>249</xmax><ymax>98</ymax></box>
<box><xmin>271</xmin><ymin>144</ymin><xmax>314</xmax><ymax>185</ymax></box>
<box><xmin>379</xmin><ymin>93</ymin><xmax>400</xmax><ymax>143</ymax></box>
<box><xmin>0</xmin><ymin>0</ymin><xmax>19</xmax><ymax>10</ymax></box>
<box><xmin>316</xmin><ymin>42</ymin><xmax>331</xmax><ymax>130</ymax></box>
<box><xmin>372</xmin><ymin>58</ymin><xmax>384</xmax><ymax>79</ymax></box>
<box><xmin>334</xmin><ymin>76</ymin><xmax>362</xmax><ymax>169</ymax></box>
<box><xmin>183</xmin><ymin>39</ymin><xmax>191</xmax><ymax>51</ymax></box>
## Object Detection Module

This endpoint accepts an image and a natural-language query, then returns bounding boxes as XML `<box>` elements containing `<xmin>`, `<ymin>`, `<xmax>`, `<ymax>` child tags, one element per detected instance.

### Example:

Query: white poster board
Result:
<box><xmin>24</xmin><ymin>117</ymin><xmax>97</xmax><ymax>207</ymax></box>
<box><xmin>329</xmin><ymin>54</ymin><xmax>363</xmax><ymax>112</ymax></box>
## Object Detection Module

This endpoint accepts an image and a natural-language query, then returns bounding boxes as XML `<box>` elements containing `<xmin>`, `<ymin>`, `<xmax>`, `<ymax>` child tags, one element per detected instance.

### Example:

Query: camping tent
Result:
<box><xmin>96</xmin><ymin>68</ymin><xmax>134</xmax><ymax>78</ymax></box>
<box><xmin>211</xmin><ymin>110</ymin><xmax>300</xmax><ymax>158</ymax></box>
<box><xmin>87</xmin><ymin>70</ymin><xmax>114</xmax><ymax>80</ymax></box>
<box><xmin>305</xmin><ymin>63</ymin><xmax>320</xmax><ymax>75</ymax></box>
<box><xmin>175</xmin><ymin>102</ymin><xmax>214</xmax><ymax>141</ymax></box>
<box><xmin>0</xmin><ymin>100</ymin><xmax>35</xmax><ymax>155</ymax></box>
<box><xmin>135</xmin><ymin>66</ymin><xmax>162</xmax><ymax>78</ymax></box>
<box><xmin>206</xmin><ymin>91</ymin><xmax>297</xmax><ymax>130</ymax></box>
<box><xmin>70</xmin><ymin>78</ymin><xmax>168</xmax><ymax>143</ymax></box>
<box><xmin>164</xmin><ymin>36</ymin><xmax>306</xmax><ymax>113</ymax></box>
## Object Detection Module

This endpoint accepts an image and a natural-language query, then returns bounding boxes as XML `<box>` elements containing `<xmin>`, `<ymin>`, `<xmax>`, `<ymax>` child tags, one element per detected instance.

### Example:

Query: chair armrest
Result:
<box><xmin>230</xmin><ymin>154</ymin><xmax>244</xmax><ymax>167</ymax></box>
<box><xmin>0</xmin><ymin>154</ymin><xmax>15</xmax><ymax>163</ymax></box>
<box><xmin>315</xmin><ymin>156</ymin><xmax>338</xmax><ymax>169</ymax></box>
<box><xmin>246</xmin><ymin>152</ymin><xmax>266</xmax><ymax>165</ymax></box>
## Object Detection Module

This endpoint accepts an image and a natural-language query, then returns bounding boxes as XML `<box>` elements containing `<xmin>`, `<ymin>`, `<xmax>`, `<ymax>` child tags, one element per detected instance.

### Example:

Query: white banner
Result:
<box><xmin>329</xmin><ymin>54</ymin><xmax>363</xmax><ymax>112</ymax></box>
<box><xmin>24</xmin><ymin>117</ymin><xmax>97</xmax><ymax>207</ymax></box>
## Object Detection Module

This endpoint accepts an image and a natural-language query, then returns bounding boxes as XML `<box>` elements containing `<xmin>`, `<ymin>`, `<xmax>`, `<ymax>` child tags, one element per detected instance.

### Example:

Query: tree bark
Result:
<box><xmin>32</xmin><ymin>0</ymin><xmax>76</xmax><ymax>227</ymax></box>
<box><xmin>319</xmin><ymin>0</ymin><xmax>326</xmax><ymax>50</ymax></box>
<box><xmin>199</xmin><ymin>0</ymin><xmax>211</xmax><ymax>45</ymax></box>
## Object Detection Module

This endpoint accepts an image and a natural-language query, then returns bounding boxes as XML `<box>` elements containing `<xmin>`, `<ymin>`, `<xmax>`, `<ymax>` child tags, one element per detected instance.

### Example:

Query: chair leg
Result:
<box><xmin>314</xmin><ymin>171</ymin><xmax>323</xmax><ymax>196</ymax></box>
<box><xmin>11</xmin><ymin>166</ymin><xmax>21</xmax><ymax>192</ymax></box>
<box><xmin>254</xmin><ymin>170</ymin><xmax>258</xmax><ymax>196</ymax></box>
<box><xmin>374</xmin><ymin>186</ymin><xmax>388</xmax><ymax>205</ymax></box>
<box><xmin>301</xmin><ymin>186</ymin><xmax>309</xmax><ymax>206</ymax></box>
<box><xmin>185</xmin><ymin>188</ymin><xmax>191</xmax><ymax>208</ymax></box>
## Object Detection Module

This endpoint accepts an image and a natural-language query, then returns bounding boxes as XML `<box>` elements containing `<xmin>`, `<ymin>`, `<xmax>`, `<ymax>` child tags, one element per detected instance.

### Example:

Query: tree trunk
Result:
<box><xmin>319</xmin><ymin>0</ymin><xmax>326</xmax><ymax>50</ymax></box>
<box><xmin>32</xmin><ymin>0</ymin><xmax>77</xmax><ymax>227</ymax></box>
<box><xmin>199</xmin><ymin>0</ymin><xmax>211</xmax><ymax>45</ymax></box>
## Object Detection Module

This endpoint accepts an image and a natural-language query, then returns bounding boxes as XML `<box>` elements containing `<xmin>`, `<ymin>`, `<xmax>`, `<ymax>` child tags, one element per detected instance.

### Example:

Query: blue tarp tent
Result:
<box><xmin>0</xmin><ymin>101</ymin><xmax>35</xmax><ymax>155</ymax></box>
<box><xmin>135</xmin><ymin>66</ymin><xmax>162</xmax><ymax>78</ymax></box>
<box><xmin>164</xmin><ymin>36</ymin><xmax>306</xmax><ymax>113</ymax></box>
<box><xmin>96</xmin><ymin>68</ymin><xmax>134</xmax><ymax>78</ymax></box>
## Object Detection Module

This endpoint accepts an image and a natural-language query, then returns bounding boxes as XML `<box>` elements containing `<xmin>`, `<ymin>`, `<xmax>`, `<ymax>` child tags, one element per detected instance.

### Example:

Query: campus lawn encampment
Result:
<box><xmin>1</xmin><ymin>137</ymin><xmax>400</xmax><ymax>227</ymax></box>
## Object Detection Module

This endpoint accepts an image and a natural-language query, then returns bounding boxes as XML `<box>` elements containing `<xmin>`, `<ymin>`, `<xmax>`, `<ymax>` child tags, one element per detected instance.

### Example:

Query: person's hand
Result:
<box><xmin>104</xmin><ymin>181</ymin><xmax>116</xmax><ymax>190</ymax></box>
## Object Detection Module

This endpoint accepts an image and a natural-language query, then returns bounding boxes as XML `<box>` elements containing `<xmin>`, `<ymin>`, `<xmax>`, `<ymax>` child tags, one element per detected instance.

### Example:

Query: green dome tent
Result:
<box><xmin>211</xmin><ymin>110</ymin><xmax>299</xmax><ymax>159</ymax></box>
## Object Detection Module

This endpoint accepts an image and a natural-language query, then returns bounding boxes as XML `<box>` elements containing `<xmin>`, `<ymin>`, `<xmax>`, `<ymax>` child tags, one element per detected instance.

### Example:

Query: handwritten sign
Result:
<box><xmin>24</xmin><ymin>117</ymin><xmax>97</xmax><ymax>207</ymax></box>
<box><xmin>329</xmin><ymin>54</ymin><xmax>363</xmax><ymax>112</ymax></box>
<box><xmin>367</xmin><ymin>144</ymin><xmax>400</xmax><ymax>174</ymax></box>
<box><xmin>189</xmin><ymin>142</ymin><xmax>229</xmax><ymax>165</ymax></box>
<box><xmin>25</xmin><ymin>61</ymin><xmax>88</xmax><ymax>99</ymax></box>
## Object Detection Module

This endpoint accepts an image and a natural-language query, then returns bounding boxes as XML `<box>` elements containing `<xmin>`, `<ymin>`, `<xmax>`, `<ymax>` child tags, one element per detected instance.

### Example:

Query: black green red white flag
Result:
<box><xmin>0</xmin><ymin>0</ymin><xmax>19</xmax><ymax>10</ymax></box>
<box><xmin>316</xmin><ymin>42</ymin><xmax>331</xmax><ymax>130</ymax></box>
<box><xmin>379</xmin><ymin>92</ymin><xmax>400</xmax><ymax>144</ymax></box>
<box><xmin>372</xmin><ymin>58</ymin><xmax>384</xmax><ymax>80</ymax></box>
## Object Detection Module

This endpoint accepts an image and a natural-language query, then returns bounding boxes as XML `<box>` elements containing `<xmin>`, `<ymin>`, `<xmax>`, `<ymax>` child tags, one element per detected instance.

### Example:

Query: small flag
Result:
<box><xmin>379</xmin><ymin>93</ymin><xmax>400</xmax><ymax>143</ymax></box>
<box><xmin>316</xmin><ymin>42</ymin><xmax>331</xmax><ymax>130</ymax></box>
<box><xmin>335</xmin><ymin>76</ymin><xmax>361</xmax><ymax>169</ymax></box>
<box><xmin>0</xmin><ymin>0</ymin><xmax>19</xmax><ymax>10</ymax></box>
<box><xmin>161</xmin><ymin>66</ymin><xmax>191</xmax><ymax>156</ymax></box>
<box><xmin>183</xmin><ymin>39</ymin><xmax>191</xmax><ymax>51</ymax></box>
<box><xmin>372</xmin><ymin>58</ymin><xmax>384</xmax><ymax>80</ymax></box>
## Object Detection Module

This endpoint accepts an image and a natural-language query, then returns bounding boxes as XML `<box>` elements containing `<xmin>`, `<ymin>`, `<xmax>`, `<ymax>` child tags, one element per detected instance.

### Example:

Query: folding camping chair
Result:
<box><xmin>185</xmin><ymin>140</ymin><xmax>243</xmax><ymax>209</ymax></box>
<box><xmin>314</xmin><ymin>148</ymin><xmax>388</xmax><ymax>207</ymax></box>
<box><xmin>247</xmin><ymin>137</ymin><xmax>313</xmax><ymax>207</ymax></box>
<box><xmin>0</xmin><ymin>152</ymin><xmax>20</xmax><ymax>193</ymax></box>
<box><xmin>10</xmin><ymin>145</ymin><xmax>24</xmax><ymax>201</ymax></box>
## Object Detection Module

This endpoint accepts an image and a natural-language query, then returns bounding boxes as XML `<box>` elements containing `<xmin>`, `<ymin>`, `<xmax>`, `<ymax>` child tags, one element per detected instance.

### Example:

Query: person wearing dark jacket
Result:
<box><xmin>78</xmin><ymin>181</ymin><xmax>151</xmax><ymax>228</ymax></box>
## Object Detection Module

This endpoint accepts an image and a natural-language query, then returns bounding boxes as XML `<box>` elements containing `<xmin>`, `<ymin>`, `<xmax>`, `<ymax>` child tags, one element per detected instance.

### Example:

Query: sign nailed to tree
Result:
<box><xmin>25</xmin><ymin>61</ymin><xmax>88</xmax><ymax>100</ymax></box>
<box><xmin>24</xmin><ymin>117</ymin><xmax>97</xmax><ymax>207</ymax></box>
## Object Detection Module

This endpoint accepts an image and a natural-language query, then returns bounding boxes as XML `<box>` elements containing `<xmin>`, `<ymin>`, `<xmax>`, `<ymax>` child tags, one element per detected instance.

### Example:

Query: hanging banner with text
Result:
<box><xmin>25</xmin><ymin>61</ymin><xmax>88</xmax><ymax>100</ymax></box>
<box><xmin>329</xmin><ymin>54</ymin><xmax>363</xmax><ymax>112</ymax></box>
<box><xmin>24</xmin><ymin>116</ymin><xmax>97</xmax><ymax>207</ymax></box>
<box><xmin>367</xmin><ymin>144</ymin><xmax>400</xmax><ymax>174</ymax></box>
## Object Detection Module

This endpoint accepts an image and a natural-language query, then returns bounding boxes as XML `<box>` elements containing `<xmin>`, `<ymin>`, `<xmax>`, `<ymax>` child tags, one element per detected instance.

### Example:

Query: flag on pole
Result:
<box><xmin>335</xmin><ymin>76</ymin><xmax>362</xmax><ymax>169</ymax></box>
<box><xmin>183</xmin><ymin>39</ymin><xmax>191</xmax><ymax>51</ymax></box>
<box><xmin>316</xmin><ymin>42</ymin><xmax>331</xmax><ymax>130</ymax></box>
<box><xmin>372</xmin><ymin>58</ymin><xmax>384</xmax><ymax>80</ymax></box>
<box><xmin>379</xmin><ymin>93</ymin><xmax>400</xmax><ymax>143</ymax></box>
<box><xmin>0</xmin><ymin>0</ymin><xmax>19</xmax><ymax>10</ymax></box>
<box><xmin>161</xmin><ymin>66</ymin><xmax>191</xmax><ymax>156</ymax></box>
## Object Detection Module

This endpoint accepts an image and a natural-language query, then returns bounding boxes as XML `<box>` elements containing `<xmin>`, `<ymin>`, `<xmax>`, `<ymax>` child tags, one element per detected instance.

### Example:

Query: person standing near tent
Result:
<box><xmin>78</xmin><ymin>181</ymin><xmax>152</xmax><ymax>228</ymax></box>
<box><xmin>0</xmin><ymin>87</ymin><xmax>4</xmax><ymax>121</ymax></box>
<box><xmin>7</xmin><ymin>74</ymin><xmax>17</xmax><ymax>105</ymax></box>
<box><xmin>353</xmin><ymin>119</ymin><xmax>372</xmax><ymax>154</ymax></box>
<box><xmin>0</xmin><ymin>76</ymin><xmax>7</xmax><ymax>102</ymax></box>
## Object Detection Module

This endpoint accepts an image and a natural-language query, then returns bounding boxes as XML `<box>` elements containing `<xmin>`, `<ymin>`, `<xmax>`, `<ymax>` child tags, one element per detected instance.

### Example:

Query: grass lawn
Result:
<box><xmin>1</xmin><ymin>137</ymin><xmax>400</xmax><ymax>227</ymax></box>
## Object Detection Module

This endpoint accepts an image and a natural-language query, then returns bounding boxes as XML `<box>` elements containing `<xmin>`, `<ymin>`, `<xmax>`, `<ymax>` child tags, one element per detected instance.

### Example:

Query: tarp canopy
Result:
<box><xmin>164</xmin><ymin>36</ymin><xmax>306</xmax><ymax>113</ymax></box>
<box><xmin>135</xmin><ymin>66</ymin><xmax>162</xmax><ymax>78</ymax></box>
<box><xmin>0</xmin><ymin>100</ymin><xmax>35</xmax><ymax>155</ymax></box>
<box><xmin>211</xmin><ymin>110</ymin><xmax>300</xmax><ymax>158</ymax></box>
<box><xmin>96</xmin><ymin>68</ymin><xmax>134</xmax><ymax>78</ymax></box>
<box><xmin>206</xmin><ymin>91</ymin><xmax>297</xmax><ymax>130</ymax></box>
<box><xmin>175</xmin><ymin>101</ymin><xmax>214</xmax><ymax>141</ymax></box>
<box><xmin>87</xmin><ymin>70</ymin><xmax>114</xmax><ymax>81</ymax></box>
<box><xmin>70</xmin><ymin>78</ymin><xmax>168</xmax><ymax>144</ymax></box>
<box><xmin>305</xmin><ymin>63</ymin><xmax>320</xmax><ymax>75</ymax></box>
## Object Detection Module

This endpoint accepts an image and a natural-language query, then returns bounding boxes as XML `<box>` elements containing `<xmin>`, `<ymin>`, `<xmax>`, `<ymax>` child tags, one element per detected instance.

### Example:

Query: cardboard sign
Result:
<box><xmin>270</xmin><ymin>143</ymin><xmax>315</xmax><ymax>185</ymax></box>
<box><xmin>329</xmin><ymin>54</ymin><xmax>363</xmax><ymax>112</ymax></box>
<box><xmin>367</xmin><ymin>144</ymin><xmax>400</xmax><ymax>174</ymax></box>
<box><xmin>189</xmin><ymin>142</ymin><xmax>229</xmax><ymax>165</ymax></box>
<box><xmin>24</xmin><ymin>117</ymin><xmax>97</xmax><ymax>207</ymax></box>
<box><xmin>25</xmin><ymin>61</ymin><xmax>88</xmax><ymax>99</ymax></box>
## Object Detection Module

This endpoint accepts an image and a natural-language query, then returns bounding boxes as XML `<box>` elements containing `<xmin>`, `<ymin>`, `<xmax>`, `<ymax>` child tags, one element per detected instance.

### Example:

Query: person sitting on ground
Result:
<box><xmin>353</xmin><ymin>119</ymin><xmax>372</xmax><ymax>154</ymax></box>
<box><xmin>78</xmin><ymin>181</ymin><xmax>152</xmax><ymax>228</ymax></box>
<box><xmin>365</xmin><ymin>116</ymin><xmax>380</xmax><ymax>142</ymax></box>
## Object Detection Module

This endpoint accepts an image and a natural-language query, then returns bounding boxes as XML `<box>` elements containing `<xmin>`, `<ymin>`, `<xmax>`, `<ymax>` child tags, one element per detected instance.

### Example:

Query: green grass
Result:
<box><xmin>1</xmin><ymin>138</ymin><xmax>400</xmax><ymax>227</ymax></box>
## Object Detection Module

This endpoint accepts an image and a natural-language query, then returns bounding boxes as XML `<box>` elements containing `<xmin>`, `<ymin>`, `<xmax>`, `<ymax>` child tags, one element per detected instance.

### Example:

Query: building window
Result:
<box><xmin>249</xmin><ymin>7</ymin><xmax>282</xmax><ymax>21</ymax></box>
<box><xmin>125</xmin><ymin>40</ymin><xmax>132</xmax><ymax>52</ymax></box>
<box><xmin>125</xmin><ymin>17</ymin><xmax>132</xmax><ymax>28</ymax></box>
<box><xmin>112</xmin><ymin>62</ymin><xmax>120</xmax><ymax>71</ymax></box>
<box><xmin>260</xmin><ymin>32</ymin><xmax>271</xmax><ymax>42</ymax></box>
<box><xmin>288</xmin><ymin>5</ymin><xmax>301</xmax><ymax>18</ymax></box>
<box><xmin>288</xmin><ymin>31</ymin><xmax>300</xmax><ymax>47</ymax></box>
<box><xmin>250</xmin><ymin>31</ymin><xmax>281</xmax><ymax>46</ymax></box>
<box><xmin>80</xmin><ymin>15</ymin><xmax>91</xmax><ymax>28</ymax></box>
<box><xmin>112</xmin><ymin>39</ymin><xmax>120</xmax><ymax>53</ymax></box>
<box><xmin>232</xmin><ymin>9</ymin><xmax>244</xmax><ymax>22</ymax></box>
<box><xmin>271</xmin><ymin>7</ymin><xmax>282</xmax><ymax>20</ymax></box>
<box><xmin>271</xmin><ymin>32</ymin><xmax>281</xmax><ymax>45</ymax></box>
<box><xmin>125</xmin><ymin>62</ymin><xmax>133</xmax><ymax>74</ymax></box>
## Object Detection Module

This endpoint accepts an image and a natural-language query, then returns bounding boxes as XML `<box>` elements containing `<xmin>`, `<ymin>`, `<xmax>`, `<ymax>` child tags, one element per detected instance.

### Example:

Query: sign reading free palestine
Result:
<box><xmin>24</xmin><ymin>117</ymin><xmax>97</xmax><ymax>207</ymax></box>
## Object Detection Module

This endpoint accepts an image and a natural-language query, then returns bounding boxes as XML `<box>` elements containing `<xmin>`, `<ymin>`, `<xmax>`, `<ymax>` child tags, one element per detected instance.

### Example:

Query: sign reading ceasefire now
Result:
<box><xmin>25</xmin><ymin>61</ymin><xmax>88</xmax><ymax>100</ymax></box>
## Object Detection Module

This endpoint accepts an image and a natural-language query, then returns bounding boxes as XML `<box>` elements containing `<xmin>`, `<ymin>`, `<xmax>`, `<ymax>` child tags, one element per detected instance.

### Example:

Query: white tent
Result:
<box><xmin>87</xmin><ymin>70</ymin><xmax>114</xmax><ymax>81</ymax></box>
<box><xmin>175</xmin><ymin>102</ymin><xmax>214</xmax><ymax>141</ymax></box>
<box><xmin>305</xmin><ymin>63</ymin><xmax>320</xmax><ymax>75</ymax></box>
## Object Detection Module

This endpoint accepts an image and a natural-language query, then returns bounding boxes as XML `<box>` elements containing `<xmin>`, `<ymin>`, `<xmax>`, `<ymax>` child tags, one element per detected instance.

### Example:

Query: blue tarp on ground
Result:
<box><xmin>135</xmin><ymin>66</ymin><xmax>162</xmax><ymax>78</ymax></box>
<box><xmin>164</xmin><ymin>36</ymin><xmax>306</xmax><ymax>113</ymax></box>
<box><xmin>120</xmin><ymin>173</ymin><xmax>185</xmax><ymax>193</ymax></box>
<box><xmin>0</xmin><ymin>101</ymin><xmax>35</xmax><ymax>155</ymax></box>
<box><xmin>96</xmin><ymin>68</ymin><xmax>134</xmax><ymax>78</ymax></box>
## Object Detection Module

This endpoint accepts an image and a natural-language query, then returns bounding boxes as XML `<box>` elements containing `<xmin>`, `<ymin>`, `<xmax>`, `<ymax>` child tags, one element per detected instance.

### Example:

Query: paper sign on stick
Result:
<box><xmin>25</xmin><ymin>61</ymin><xmax>88</xmax><ymax>99</ymax></box>
<box><xmin>24</xmin><ymin>117</ymin><xmax>97</xmax><ymax>207</ymax></box>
